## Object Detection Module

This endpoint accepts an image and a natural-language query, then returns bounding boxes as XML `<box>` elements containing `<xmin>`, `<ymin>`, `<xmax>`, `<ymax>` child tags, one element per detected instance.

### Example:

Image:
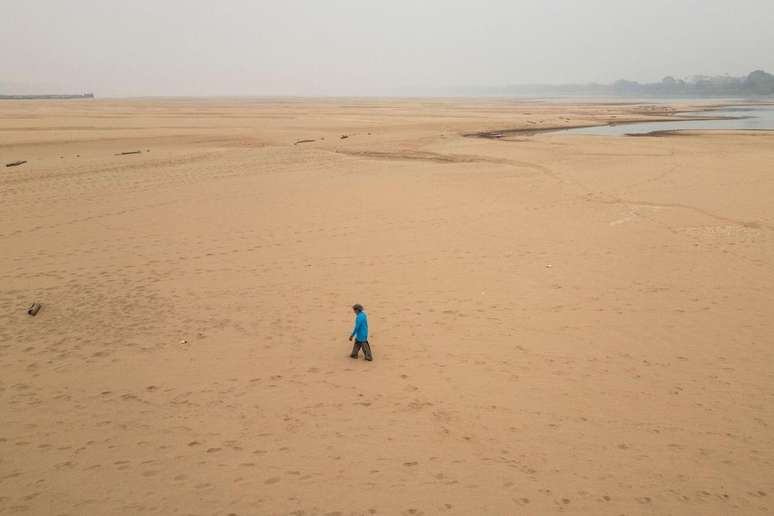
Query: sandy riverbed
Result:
<box><xmin>1</xmin><ymin>98</ymin><xmax>772</xmax><ymax>515</ymax></box>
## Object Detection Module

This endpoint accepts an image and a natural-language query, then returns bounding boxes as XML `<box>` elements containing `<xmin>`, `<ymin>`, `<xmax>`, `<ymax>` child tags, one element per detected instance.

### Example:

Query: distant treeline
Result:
<box><xmin>463</xmin><ymin>70</ymin><xmax>774</xmax><ymax>97</ymax></box>
<box><xmin>0</xmin><ymin>93</ymin><xmax>94</xmax><ymax>100</ymax></box>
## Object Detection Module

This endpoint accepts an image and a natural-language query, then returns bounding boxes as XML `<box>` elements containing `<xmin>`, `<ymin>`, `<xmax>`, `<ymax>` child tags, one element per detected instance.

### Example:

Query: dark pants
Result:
<box><xmin>350</xmin><ymin>340</ymin><xmax>373</xmax><ymax>361</ymax></box>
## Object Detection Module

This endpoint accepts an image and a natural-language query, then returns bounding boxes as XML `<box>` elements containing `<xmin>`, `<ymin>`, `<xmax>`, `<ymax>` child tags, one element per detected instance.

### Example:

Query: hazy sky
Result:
<box><xmin>2</xmin><ymin>0</ymin><xmax>773</xmax><ymax>96</ymax></box>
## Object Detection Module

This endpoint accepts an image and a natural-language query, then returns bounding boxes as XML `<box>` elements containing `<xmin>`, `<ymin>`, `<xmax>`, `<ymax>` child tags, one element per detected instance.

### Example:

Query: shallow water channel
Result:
<box><xmin>561</xmin><ymin>105</ymin><xmax>774</xmax><ymax>136</ymax></box>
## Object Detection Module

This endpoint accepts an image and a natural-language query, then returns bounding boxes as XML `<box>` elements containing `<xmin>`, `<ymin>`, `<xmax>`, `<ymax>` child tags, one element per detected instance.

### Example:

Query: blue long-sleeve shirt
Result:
<box><xmin>351</xmin><ymin>311</ymin><xmax>368</xmax><ymax>342</ymax></box>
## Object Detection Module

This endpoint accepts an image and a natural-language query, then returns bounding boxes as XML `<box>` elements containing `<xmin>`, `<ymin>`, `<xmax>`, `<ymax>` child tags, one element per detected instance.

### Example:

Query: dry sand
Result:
<box><xmin>1</xmin><ymin>98</ymin><xmax>773</xmax><ymax>515</ymax></box>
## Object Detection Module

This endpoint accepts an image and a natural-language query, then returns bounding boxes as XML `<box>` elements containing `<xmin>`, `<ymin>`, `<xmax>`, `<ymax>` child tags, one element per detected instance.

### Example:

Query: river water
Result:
<box><xmin>560</xmin><ymin>105</ymin><xmax>774</xmax><ymax>136</ymax></box>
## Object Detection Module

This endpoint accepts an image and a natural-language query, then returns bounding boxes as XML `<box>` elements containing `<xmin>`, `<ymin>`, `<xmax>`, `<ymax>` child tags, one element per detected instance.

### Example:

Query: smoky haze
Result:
<box><xmin>2</xmin><ymin>0</ymin><xmax>773</xmax><ymax>97</ymax></box>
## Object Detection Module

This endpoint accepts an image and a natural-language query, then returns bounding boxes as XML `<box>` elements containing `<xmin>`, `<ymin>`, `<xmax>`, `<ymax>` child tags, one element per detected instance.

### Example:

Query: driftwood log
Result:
<box><xmin>6</xmin><ymin>160</ymin><xmax>27</xmax><ymax>167</ymax></box>
<box><xmin>116</xmin><ymin>151</ymin><xmax>142</xmax><ymax>156</ymax></box>
<box><xmin>27</xmin><ymin>303</ymin><xmax>42</xmax><ymax>316</ymax></box>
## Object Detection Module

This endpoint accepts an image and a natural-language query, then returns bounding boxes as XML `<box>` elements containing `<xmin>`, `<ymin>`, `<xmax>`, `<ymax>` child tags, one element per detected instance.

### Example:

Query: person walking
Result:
<box><xmin>349</xmin><ymin>304</ymin><xmax>372</xmax><ymax>361</ymax></box>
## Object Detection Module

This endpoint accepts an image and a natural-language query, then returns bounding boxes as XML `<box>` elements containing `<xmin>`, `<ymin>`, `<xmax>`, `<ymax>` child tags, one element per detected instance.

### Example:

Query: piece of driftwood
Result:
<box><xmin>116</xmin><ymin>151</ymin><xmax>142</xmax><ymax>156</ymax></box>
<box><xmin>6</xmin><ymin>160</ymin><xmax>27</xmax><ymax>167</ymax></box>
<box><xmin>27</xmin><ymin>303</ymin><xmax>42</xmax><ymax>316</ymax></box>
<box><xmin>294</xmin><ymin>139</ymin><xmax>316</xmax><ymax>145</ymax></box>
<box><xmin>340</xmin><ymin>135</ymin><xmax>349</xmax><ymax>139</ymax></box>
